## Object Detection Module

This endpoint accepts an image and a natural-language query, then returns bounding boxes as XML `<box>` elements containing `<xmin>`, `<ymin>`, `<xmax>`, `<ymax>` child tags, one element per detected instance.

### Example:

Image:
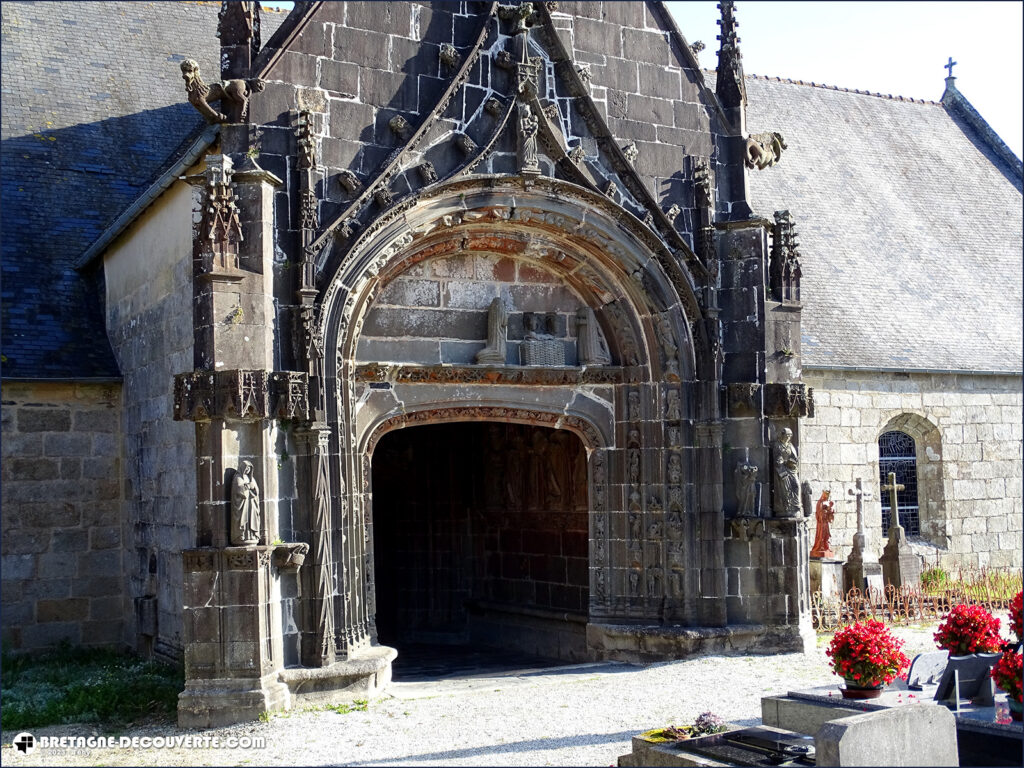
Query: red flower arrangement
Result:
<box><xmin>1009</xmin><ymin>590</ymin><xmax>1022</xmax><ymax>642</ymax></box>
<box><xmin>933</xmin><ymin>604</ymin><xmax>1002</xmax><ymax>655</ymax></box>
<box><xmin>991</xmin><ymin>649</ymin><xmax>1023</xmax><ymax>704</ymax></box>
<box><xmin>826</xmin><ymin>619</ymin><xmax>910</xmax><ymax>687</ymax></box>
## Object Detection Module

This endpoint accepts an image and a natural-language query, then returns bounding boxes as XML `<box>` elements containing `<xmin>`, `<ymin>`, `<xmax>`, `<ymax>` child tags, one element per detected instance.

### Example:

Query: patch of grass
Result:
<box><xmin>331</xmin><ymin>698</ymin><xmax>369</xmax><ymax>715</ymax></box>
<box><xmin>1</xmin><ymin>642</ymin><xmax>183</xmax><ymax>730</ymax></box>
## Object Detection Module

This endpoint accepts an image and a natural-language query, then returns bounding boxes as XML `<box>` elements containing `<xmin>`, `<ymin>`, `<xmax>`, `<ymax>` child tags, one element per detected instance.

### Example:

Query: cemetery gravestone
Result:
<box><xmin>815</xmin><ymin>704</ymin><xmax>958</xmax><ymax>767</ymax></box>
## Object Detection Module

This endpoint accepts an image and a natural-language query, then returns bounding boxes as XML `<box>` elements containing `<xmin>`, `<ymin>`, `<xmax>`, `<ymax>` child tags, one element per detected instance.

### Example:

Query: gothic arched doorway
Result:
<box><xmin>371</xmin><ymin>421</ymin><xmax>590</xmax><ymax>662</ymax></box>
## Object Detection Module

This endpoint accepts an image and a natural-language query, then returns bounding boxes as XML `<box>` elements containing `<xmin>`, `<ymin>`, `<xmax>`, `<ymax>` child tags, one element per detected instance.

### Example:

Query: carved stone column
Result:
<box><xmin>293</xmin><ymin>425</ymin><xmax>336</xmax><ymax>666</ymax></box>
<box><xmin>696</xmin><ymin>421</ymin><xmax>727</xmax><ymax>627</ymax></box>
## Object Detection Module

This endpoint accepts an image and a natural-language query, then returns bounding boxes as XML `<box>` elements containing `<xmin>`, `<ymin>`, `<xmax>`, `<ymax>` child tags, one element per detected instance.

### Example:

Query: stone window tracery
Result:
<box><xmin>878</xmin><ymin>430</ymin><xmax>920</xmax><ymax>536</ymax></box>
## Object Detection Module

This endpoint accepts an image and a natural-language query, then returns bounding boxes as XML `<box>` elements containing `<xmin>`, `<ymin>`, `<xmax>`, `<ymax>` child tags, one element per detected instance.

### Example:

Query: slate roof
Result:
<box><xmin>0</xmin><ymin>1</ymin><xmax>286</xmax><ymax>379</ymax></box>
<box><xmin>739</xmin><ymin>74</ymin><xmax>1024</xmax><ymax>374</ymax></box>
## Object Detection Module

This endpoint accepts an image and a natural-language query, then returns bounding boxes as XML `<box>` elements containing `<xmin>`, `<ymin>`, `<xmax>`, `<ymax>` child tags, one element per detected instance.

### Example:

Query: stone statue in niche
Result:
<box><xmin>627</xmin><ymin>390</ymin><xmax>641</xmax><ymax>421</ymax></box>
<box><xmin>475</xmin><ymin>297</ymin><xmax>508</xmax><ymax>365</ymax></box>
<box><xmin>230</xmin><ymin>461</ymin><xmax>261</xmax><ymax>546</ymax></box>
<box><xmin>576</xmin><ymin>307</ymin><xmax>611</xmax><ymax>365</ymax></box>
<box><xmin>772</xmin><ymin>427</ymin><xmax>801</xmax><ymax>517</ymax></box>
<box><xmin>518</xmin><ymin>103</ymin><xmax>540</xmax><ymax>174</ymax></box>
<box><xmin>666</xmin><ymin>389</ymin><xmax>681</xmax><ymax>421</ymax></box>
<box><xmin>735</xmin><ymin>460</ymin><xmax>758</xmax><ymax>516</ymax></box>
<box><xmin>810</xmin><ymin>490</ymin><xmax>836</xmax><ymax>558</ymax></box>
<box><xmin>629</xmin><ymin>569</ymin><xmax>640</xmax><ymax>597</ymax></box>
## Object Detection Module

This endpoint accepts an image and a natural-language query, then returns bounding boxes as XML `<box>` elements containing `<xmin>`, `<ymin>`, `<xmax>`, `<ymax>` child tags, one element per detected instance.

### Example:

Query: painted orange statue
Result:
<box><xmin>810</xmin><ymin>489</ymin><xmax>836</xmax><ymax>559</ymax></box>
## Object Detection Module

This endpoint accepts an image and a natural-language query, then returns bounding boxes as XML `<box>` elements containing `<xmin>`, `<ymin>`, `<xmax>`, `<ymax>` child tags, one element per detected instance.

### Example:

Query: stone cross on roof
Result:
<box><xmin>945</xmin><ymin>56</ymin><xmax>957</xmax><ymax>78</ymax></box>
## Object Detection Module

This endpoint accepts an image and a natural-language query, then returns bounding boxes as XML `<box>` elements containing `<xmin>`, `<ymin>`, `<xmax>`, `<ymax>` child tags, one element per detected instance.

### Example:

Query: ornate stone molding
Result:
<box><xmin>763</xmin><ymin>383</ymin><xmax>814</xmax><ymax>418</ymax></box>
<box><xmin>365</xmin><ymin>406</ymin><xmax>604</xmax><ymax>454</ymax></box>
<box><xmin>174</xmin><ymin>370</ymin><xmax>309</xmax><ymax>421</ymax></box>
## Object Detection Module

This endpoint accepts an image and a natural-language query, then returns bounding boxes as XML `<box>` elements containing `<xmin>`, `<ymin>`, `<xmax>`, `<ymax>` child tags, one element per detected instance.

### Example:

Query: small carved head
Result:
<box><xmin>180</xmin><ymin>58</ymin><xmax>201</xmax><ymax>82</ymax></box>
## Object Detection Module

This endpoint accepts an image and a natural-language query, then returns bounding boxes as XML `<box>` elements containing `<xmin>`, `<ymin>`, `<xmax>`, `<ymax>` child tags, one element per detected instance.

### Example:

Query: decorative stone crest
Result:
<box><xmin>568</xmin><ymin>144</ymin><xmax>585</xmax><ymax>163</ymax></box>
<box><xmin>300</xmin><ymin>190</ymin><xmax>318</xmax><ymax>230</ymax></box>
<box><xmin>484</xmin><ymin>97</ymin><xmax>503</xmax><ymax>116</ymax></box>
<box><xmin>388</xmin><ymin>115</ymin><xmax>412</xmax><ymax>140</ymax></box>
<box><xmin>622</xmin><ymin>141</ymin><xmax>639</xmax><ymax>164</ymax></box>
<box><xmin>199</xmin><ymin>154</ymin><xmax>243</xmax><ymax>271</ymax></box>
<box><xmin>604</xmin><ymin>180</ymin><xmax>618</xmax><ymax>199</ymax></box>
<box><xmin>439</xmin><ymin>43</ymin><xmax>460</xmax><ymax>70</ymax></box>
<box><xmin>418</xmin><ymin>162</ymin><xmax>438</xmax><ymax>184</ymax></box>
<box><xmin>269</xmin><ymin>371</ymin><xmax>309</xmax><ymax>420</ymax></box>
<box><xmin>337</xmin><ymin>169</ymin><xmax>362</xmax><ymax>194</ymax></box>
<box><xmin>180</xmin><ymin>58</ymin><xmax>264</xmax><ymax>124</ymax></box>
<box><xmin>665</xmin><ymin>204</ymin><xmax>681</xmax><ymax>223</ymax></box>
<box><xmin>373</xmin><ymin>185</ymin><xmax>394</xmax><ymax>209</ymax></box>
<box><xmin>745</xmin><ymin>131</ymin><xmax>787</xmax><ymax>170</ymax></box>
<box><xmin>763</xmin><ymin>383</ymin><xmax>813</xmax><ymax>418</ymax></box>
<box><xmin>576</xmin><ymin>63</ymin><xmax>592</xmax><ymax>83</ymax></box>
<box><xmin>455</xmin><ymin>133</ymin><xmax>478</xmax><ymax>155</ymax></box>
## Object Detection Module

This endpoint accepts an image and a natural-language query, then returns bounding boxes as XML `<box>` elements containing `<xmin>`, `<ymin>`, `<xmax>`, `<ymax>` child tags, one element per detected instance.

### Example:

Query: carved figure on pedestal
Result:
<box><xmin>810</xmin><ymin>490</ymin><xmax>836</xmax><ymax>558</ymax></box>
<box><xmin>772</xmin><ymin>427</ymin><xmax>801</xmax><ymax>517</ymax></box>
<box><xmin>628</xmin><ymin>390</ymin><xmax>641</xmax><ymax>421</ymax></box>
<box><xmin>231</xmin><ymin>461</ymin><xmax>261</xmax><ymax>545</ymax></box>
<box><xmin>576</xmin><ymin>307</ymin><xmax>611</xmax><ymax>365</ymax></box>
<box><xmin>180</xmin><ymin>59</ymin><xmax>265</xmax><ymax>124</ymax></box>
<box><xmin>666</xmin><ymin>389</ymin><xmax>681</xmax><ymax>421</ymax></box>
<box><xmin>735</xmin><ymin>460</ymin><xmax>758</xmax><ymax>516</ymax></box>
<box><xmin>518</xmin><ymin>103</ymin><xmax>540</xmax><ymax>174</ymax></box>
<box><xmin>475</xmin><ymin>297</ymin><xmax>508</xmax><ymax>364</ymax></box>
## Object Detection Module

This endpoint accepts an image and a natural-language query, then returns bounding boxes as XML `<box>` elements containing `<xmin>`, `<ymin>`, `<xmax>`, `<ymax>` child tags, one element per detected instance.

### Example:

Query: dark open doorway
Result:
<box><xmin>371</xmin><ymin>421</ymin><xmax>590</xmax><ymax>669</ymax></box>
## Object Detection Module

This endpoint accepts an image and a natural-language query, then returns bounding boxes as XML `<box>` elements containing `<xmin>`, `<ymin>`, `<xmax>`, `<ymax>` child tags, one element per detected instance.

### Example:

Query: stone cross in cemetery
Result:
<box><xmin>843</xmin><ymin>478</ymin><xmax>883</xmax><ymax>594</ymax></box>
<box><xmin>879</xmin><ymin>472</ymin><xmax>922</xmax><ymax>588</ymax></box>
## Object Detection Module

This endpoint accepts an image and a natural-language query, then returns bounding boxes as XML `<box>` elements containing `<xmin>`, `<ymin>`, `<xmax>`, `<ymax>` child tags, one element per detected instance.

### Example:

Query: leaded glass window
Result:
<box><xmin>878</xmin><ymin>430</ymin><xmax>919</xmax><ymax>536</ymax></box>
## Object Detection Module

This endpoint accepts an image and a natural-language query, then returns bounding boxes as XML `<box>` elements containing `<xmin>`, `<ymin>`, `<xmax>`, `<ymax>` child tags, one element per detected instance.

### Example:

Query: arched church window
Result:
<box><xmin>878</xmin><ymin>430</ymin><xmax>920</xmax><ymax>536</ymax></box>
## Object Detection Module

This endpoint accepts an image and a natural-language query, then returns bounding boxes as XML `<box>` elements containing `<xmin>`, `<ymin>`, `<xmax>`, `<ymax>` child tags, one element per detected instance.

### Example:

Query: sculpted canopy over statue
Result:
<box><xmin>180</xmin><ymin>59</ymin><xmax>265</xmax><ymax>124</ymax></box>
<box><xmin>231</xmin><ymin>460</ymin><xmax>261</xmax><ymax>545</ymax></box>
<box><xmin>772</xmin><ymin>427</ymin><xmax>801</xmax><ymax>517</ymax></box>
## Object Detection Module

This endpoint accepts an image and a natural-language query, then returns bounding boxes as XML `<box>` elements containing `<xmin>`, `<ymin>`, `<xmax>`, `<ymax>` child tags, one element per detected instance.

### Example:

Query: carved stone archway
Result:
<box><xmin>303</xmin><ymin>176</ymin><xmax>725</xmax><ymax>667</ymax></box>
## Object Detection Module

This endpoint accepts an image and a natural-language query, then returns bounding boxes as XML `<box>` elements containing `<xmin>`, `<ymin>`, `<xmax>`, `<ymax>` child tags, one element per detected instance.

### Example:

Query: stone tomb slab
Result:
<box><xmin>763</xmin><ymin>684</ymin><xmax>1024</xmax><ymax>766</ymax></box>
<box><xmin>816</xmin><ymin>704</ymin><xmax>957</xmax><ymax>766</ymax></box>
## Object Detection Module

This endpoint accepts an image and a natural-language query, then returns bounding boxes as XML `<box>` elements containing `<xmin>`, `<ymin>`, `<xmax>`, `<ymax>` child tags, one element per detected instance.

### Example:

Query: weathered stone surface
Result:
<box><xmin>815</xmin><ymin>705</ymin><xmax>957</xmax><ymax>767</ymax></box>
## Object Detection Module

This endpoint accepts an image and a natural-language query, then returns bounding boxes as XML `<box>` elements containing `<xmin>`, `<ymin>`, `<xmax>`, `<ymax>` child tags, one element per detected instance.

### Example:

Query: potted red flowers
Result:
<box><xmin>826</xmin><ymin>619</ymin><xmax>910</xmax><ymax>699</ymax></box>
<box><xmin>993</xmin><ymin>590</ymin><xmax>1023</xmax><ymax>721</ymax></box>
<box><xmin>1009</xmin><ymin>590</ymin><xmax>1023</xmax><ymax>643</ymax></box>
<box><xmin>992</xmin><ymin>649</ymin><xmax>1023</xmax><ymax>721</ymax></box>
<box><xmin>933</xmin><ymin>604</ymin><xmax>1003</xmax><ymax>655</ymax></box>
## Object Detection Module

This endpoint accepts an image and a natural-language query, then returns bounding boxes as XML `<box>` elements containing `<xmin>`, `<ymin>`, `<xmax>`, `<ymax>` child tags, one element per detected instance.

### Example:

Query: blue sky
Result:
<box><xmin>260</xmin><ymin>1</ymin><xmax>1023</xmax><ymax>159</ymax></box>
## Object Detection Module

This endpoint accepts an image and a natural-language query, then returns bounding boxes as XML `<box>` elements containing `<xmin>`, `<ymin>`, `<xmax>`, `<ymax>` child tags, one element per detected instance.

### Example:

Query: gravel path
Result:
<box><xmin>0</xmin><ymin>625</ymin><xmax>946</xmax><ymax>767</ymax></box>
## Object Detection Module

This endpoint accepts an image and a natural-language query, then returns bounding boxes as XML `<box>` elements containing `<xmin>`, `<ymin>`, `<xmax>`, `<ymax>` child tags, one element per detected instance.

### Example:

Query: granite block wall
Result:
<box><xmin>1</xmin><ymin>381</ymin><xmax>125</xmax><ymax>651</ymax></box>
<box><xmin>801</xmin><ymin>370</ymin><xmax>1023</xmax><ymax>570</ymax></box>
<box><xmin>103</xmin><ymin>183</ymin><xmax>197</xmax><ymax>658</ymax></box>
